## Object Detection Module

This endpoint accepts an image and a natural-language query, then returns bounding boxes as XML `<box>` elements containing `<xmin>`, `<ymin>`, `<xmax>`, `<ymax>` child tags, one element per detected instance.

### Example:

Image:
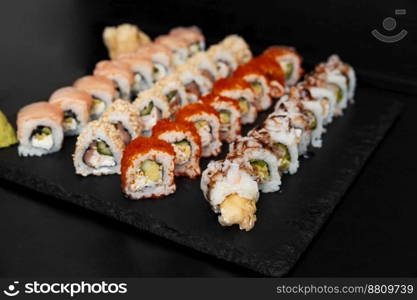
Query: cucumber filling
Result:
<box><xmin>250</xmin><ymin>159</ymin><xmax>270</xmax><ymax>182</ymax></box>
<box><xmin>63</xmin><ymin>110</ymin><xmax>79</xmax><ymax>132</ymax></box>
<box><xmin>250</xmin><ymin>81</ymin><xmax>263</xmax><ymax>97</ymax></box>
<box><xmin>274</xmin><ymin>143</ymin><xmax>291</xmax><ymax>171</ymax></box>
<box><xmin>128</xmin><ymin>159</ymin><xmax>163</xmax><ymax>192</ymax></box>
<box><xmin>140</xmin><ymin>102</ymin><xmax>154</xmax><ymax>116</ymax></box>
<box><xmin>166</xmin><ymin>90</ymin><xmax>178</xmax><ymax>103</ymax></box>
<box><xmin>30</xmin><ymin>126</ymin><xmax>53</xmax><ymax>150</ymax></box>
<box><xmin>283</xmin><ymin>62</ymin><xmax>294</xmax><ymax>81</ymax></box>
<box><xmin>83</xmin><ymin>139</ymin><xmax>115</xmax><ymax>169</ymax></box>
<box><xmin>219</xmin><ymin>110</ymin><xmax>231</xmax><ymax>128</ymax></box>
<box><xmin>173</xmin><ymin>139</ymin><xmax>191</xmax><ymax>164</ymax></box>
<box><xmin>336</xmin><ymin>86</ymin><xmax>343</xmax><ymax>103</ymax></box>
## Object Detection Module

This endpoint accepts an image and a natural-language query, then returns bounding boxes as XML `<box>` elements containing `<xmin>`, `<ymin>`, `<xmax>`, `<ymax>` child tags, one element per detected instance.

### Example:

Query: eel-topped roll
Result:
<box><xmin>17</xmin><ymin>101</ymin><xmax>64</xmax><ymax>157</ymax></box>
<box><xmin>233</xmin><ymin>64</ymin><xmax>271</xmax><ymax>111</ymax></box>
<box><xmin>73</xmin><ymin>75</ymin><xmax>117</xmax><ymax>120</ymax></box>
<box><xmin>101</xmin><ymin>99</ymin><xmax>143</xmax><ymax>145</ymax></box>
<box><xmin>200</xmin><ymin>94</ymin><xmax>241</xmax><ymax>143</ymax></box>
<box><xmin>228</xmin><ymin>136</ymin><xmax>281</xmax><ymax>193</ymax></box>
<box><xmin>121</xmin><ymin>137</ymin><xmax>176</xmax><ymax>199</ymax></box>
<box><xmin>200</xmin><ymin>159</ymin><xmax>259</xmax><ymax>231</ymax></box>
<box><xmin>93</xmin><ymin>60</ymin><xmax>134</xmax><ymax>101</ymax></box>
<box><xmin>132</xmin><ymin>88</ymin><xmax>170</xmax><ymax>136</ymax></box>
<box><xmin>73</xmin><ymin>120</ymin><xmax>125</xmax><ymax>176</ymax></box>
<box><xmin>152</xmin><ymin>119</ymin><xmax>202</xmax><ymax>179</ymax></box>
<box><xmin>249</xmin><ymin>113</ymin><xmax>301</xmax><ymax>175</ymax></box>
<box><xmin>263</xmin><ymin>46</ymin><xmax>303</xmax><ymax>86</ymax></box>
<box><xmin>176</xmin><ymin>103</ymin><xmax>221</xmax><ymax>157</ymax></box>
<box><xmin>49</xmin><ymin>87</ymin><xmax>93</xmax><ymax>136</ymax></box>
<box><xmin>212</xmin><ymin>77</ymin><xmax>257</xmax><ymax>124</ymax></box>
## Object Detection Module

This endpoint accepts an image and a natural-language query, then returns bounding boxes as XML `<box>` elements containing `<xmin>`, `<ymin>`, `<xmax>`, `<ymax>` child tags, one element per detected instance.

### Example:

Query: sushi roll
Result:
<box><xmin>49</xmin><ymin>87</ymin><xmax>93</xmax><ymax>136</ymax></box>
<box><xmin>93</xmin><ymin>60</ymin><xmax>134</xmax><ymax>101</ymax></box>
<box><xmin>233</xmin><ymin>64</ymin><xmax>271</xmax><ymax>111</ymax></box>
<box><xmin>212</xmin><ymin>77</ymin><xmax>257</xmax><ymax>124</ymax></box>
<box><xmin>314</xmin><ymin>62</ymin><xmax>348</xmax><ymax>113</ymax></box>
<box><xmin>186</xmin><ymin>52</ymin><xmax>218</xmax><ymax>82</ymax></box>
<box><xmin>132</xmin><ymin>88</ymin><xmax>170</xmax><ymax>136</ymax></box>
<box><xmin>73</xmin><ymin>75</ymin><xmax>117</xmax><ymax>120</ymax></box>
<box><xmin>121</xmin><ymin>137</ymin><xmax>176</xmax><ymax>199</ymax></box>
<box><xmin>249</xmin><ymin>113</ymin><xmax>301</xmax><ymax>174</ymax></box>
<box><xmin>100</xmin><ymin>99</ymin><xmax>143</xmax><ymax>145</ymax></box>
<box><xmin>325</xmin><ymin>55</ymin><xmax>356</xmax><ymax>102</ymax></box>
<box><xmin>116</xmin><ymin>53</ymin><xmax>153</xmax><ymax>99</ymax></box>
<box><xmin>73</xmin><ymin>120</ymin><xmax>125</xmax><ymax>176</ymax></box>
<box><xmin>219</xmin><ymin>35</ymin><xmax>252</xmax><ymax>65</ymax></box>
<box><xmin>17</xmin><ymin>101</ymin><xmax>64</xmax><ymax>157</ymax></box>
<box><xmin>228</xmin><ymin>136</ymin><xmax>281</xmax><ymax>193</ymax></box>
<box><xmin>247</xmin><ymin>56</ymin><xmax>285</xmax><ymax>98</ymax></box>
<box><xmin>297</xmin><ymin>76</ymin><xmax>337</xmax><ymax>124</ymax></box>
<box><xmin>176</xmin><ymin>103</ymin><xmax>221</xmax><ymax>157</ymax></box>
<box><xmin>200</xmin><ymin>159</ymin><xmax>259</xmax><ymax>231</ymax></box>
<box><xmin>136</xmin><ymin>43</ymin><xmax>172</xmax><ymax>82</ymax></box>
<box><xmin>170</xmin><ymin>26</ymin><xmax>205</xmax><ymax>56</ymax></box>
<box><xmin>263</xmin><ymin>46</ymin><xmax>303</xmax><ymax>86</ymax></box>
<box><xmin>207</xmin><ymin>44</ymin><xmax>238</xmax><ymax>78</ymax></box>
<box><xmin>154</xmin><ymin>74</ymin><xmax>188</xmax><ymax>114</ymax></box>
<box><xmin>155</xmin><ymin>34</ymin><xmax>189</xmax><ymax>67</ymax></box>
<box><xmin>152</xmin><ymin>119</ymin><xmax>202</xmax><ymax>179</ymax></box>
<box><xmin>176</xmin><ymin>65</ymin><xmax>212</xmax><ymax>103</ymax></box>
<box><xmin>200</xmin><ymin>94</ymin><xmax>241</xmax><ymax>143</ymax></box>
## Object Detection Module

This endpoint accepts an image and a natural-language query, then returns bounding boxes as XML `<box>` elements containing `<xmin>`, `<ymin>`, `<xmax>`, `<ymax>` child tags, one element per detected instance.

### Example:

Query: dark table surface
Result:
<box><xmin>1</xmin><ymin>0</ymin><xmax>416</xmax><ymax>277</ymax></box>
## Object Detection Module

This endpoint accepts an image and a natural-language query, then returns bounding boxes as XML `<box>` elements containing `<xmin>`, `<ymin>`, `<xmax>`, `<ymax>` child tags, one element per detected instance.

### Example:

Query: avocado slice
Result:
<box><xmin>140</xmin><ymin>102</ymin><xmax>154</xmax><ymax>116</ymax></box>
<box><xmin>174</xmin><ymin>140</ymin><xmax>191</xmax><ymax>161</ymax></box>
<box><xmin>194</xmin><ymin>120</ymin><xmax>209</xmax><ymax>129</ymax></box>
<box><xmin>305</xmin><ymin>110</ymin><xmax>317</xmax><ymax>130</ymax></box>
<box><xmin>219</xmin><ymin>110</ymin><xmax>231</xmax><ymax>124</ymax></box>
<box><xmin>250</xmin><ymin>159</ymin><xmax>270</xmax><ymax>182</ymax></box>
<box><xmin>140</xmin><ymin>159</ymin><xmax>162</xmax><ymax>182</ymax></box>
<box><xmin>166</xmin><ymin>90</ymin><xmax>177</xmax><ymax>102</ymax></box>
<box><xmin>97</xmin><ymin>140</ymin><xmax>112</xmax><ymax>156</ymax></box>
<box><xmin>250</xmin><ymin>81</ymin><xmax>263</xmax><ymax>96</ymax></box>
<box><xmin>284</xmin><ymin>62</ymin><xmax>294</xmax><ymax>81</ymax></box>
<box><xmin>274</xmin><ymin>143</ymin><xmax>291</xmax><ymax>171</ymax></box>
<box><xmin>336</xmin><ymin>86</ymin><xmax>343</xmax><ymax>103</ymax></box>
<box><xmin>238</xmin><ymin>97</ymin><xmax>249</xmax><ymax>114</ymax></box>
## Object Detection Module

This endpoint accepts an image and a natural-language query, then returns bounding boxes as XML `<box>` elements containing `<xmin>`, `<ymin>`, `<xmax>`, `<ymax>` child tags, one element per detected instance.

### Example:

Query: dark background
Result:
<box><xmin>0</xmin><ymin>0</ymin><xmax>416</xmax><ymax>276</ymax></box>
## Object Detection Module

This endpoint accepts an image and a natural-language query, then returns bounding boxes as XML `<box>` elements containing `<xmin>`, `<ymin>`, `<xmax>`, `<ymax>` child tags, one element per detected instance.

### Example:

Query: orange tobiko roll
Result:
<box><xmin>263</xmin><ymin>46</ymin><xmax>303</xmax><ymax>85</ymax></box>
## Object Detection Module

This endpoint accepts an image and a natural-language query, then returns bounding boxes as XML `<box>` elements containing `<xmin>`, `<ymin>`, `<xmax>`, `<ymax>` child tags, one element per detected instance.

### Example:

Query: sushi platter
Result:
<box><xmin>0</xmin><ymin>24</ymin><xmax>402</xmax><ymax>276</ymax></box>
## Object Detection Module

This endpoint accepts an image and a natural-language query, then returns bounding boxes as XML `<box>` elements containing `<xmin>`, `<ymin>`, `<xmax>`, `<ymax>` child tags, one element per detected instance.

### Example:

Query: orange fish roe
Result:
<box><xmin>175</xmin><ymin>102</ymin><xmax>220</xmax><ymax>121</ymax></box>
<box><xmin>247</xmin><ymin>56</ymin><xmax>285</xmax><ymax>86</ymax></box>
<box><xmin>212</xmin><ymin>77</ymin><xmax>252</xmax><ymax>94</ymax></box>
<box><xmin>152</xmin><ymin>118</ymin><xmax>202</xmax><ymax>154</ymax></box>
<box><xmin>121</xmin><ymin>136</ymin><xmax>175</xmax><ymax>188</ymax></box>
<box><xmin>263</xmin><ymin>46</ymin><xmax>302</xmax><ymax>61</ymax></box>
<box><xmin>200</xmin><ymin>94</ymin><xmax>240</xmax><ymax>112</ymax></box>
<box><xmin>233</xmin><ymin>63</ymin><xmax>267</xmax><ymax>79</ymax></box>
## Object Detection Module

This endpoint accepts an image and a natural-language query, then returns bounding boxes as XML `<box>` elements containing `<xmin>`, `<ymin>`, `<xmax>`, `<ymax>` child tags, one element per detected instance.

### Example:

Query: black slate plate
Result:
<box><xmin>0</xmin><ymin>86</ymin><xmax>402</xmax><ymax>276</ymax></box>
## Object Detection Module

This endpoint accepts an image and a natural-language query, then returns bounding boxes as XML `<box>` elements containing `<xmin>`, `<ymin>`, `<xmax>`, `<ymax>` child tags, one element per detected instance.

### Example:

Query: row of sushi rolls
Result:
<box><xmin>15</xmin><ymin>24</ymin><xmax>356</xmax><ymax>231</ymax></box>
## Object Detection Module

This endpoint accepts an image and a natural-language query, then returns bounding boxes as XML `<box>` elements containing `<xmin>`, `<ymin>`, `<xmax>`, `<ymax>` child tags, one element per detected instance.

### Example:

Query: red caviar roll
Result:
<box><xmin>201</xmin><ymin>94</ymin><xmax>241</xmax><ymax>143</ymax></box>
<box><xmin>233</xmin><ymin>64</ymin><xmax>272</xmax><ymax>111</ymax></box>
<box><xmin>121</xmin><ymin>136</ymin><xmax>176</xmax><ymax>199</ymax></box>
<box><xmin>263</xmin><ymin>46</ymin><xmax>303</xmax><ymax>86</ymax></box>
<box><xmin>247</xmin><ymin>56</ymin><xmax>285</xmax><ymax>98</ymax></box>
<box><xmin>176</xmin><ymin>103</ymin><xmax>221</xmax><ymax>157</ymax></box>
<box><xmin>152</xmin><ymin>119</ymin><xmax>202</xmax><ymax>179</ymax></box>
<box><xmin>212</xmin><ymin>77</ymin><xmax>257</xmax><ymax>124</ymax></box>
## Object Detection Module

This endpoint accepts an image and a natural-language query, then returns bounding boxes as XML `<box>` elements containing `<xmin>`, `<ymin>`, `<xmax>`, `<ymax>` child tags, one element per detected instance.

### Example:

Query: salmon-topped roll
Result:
<box><xmin>247</xmin><ymin>56</ymin><xmax>286</xmax><ymax>99</ymax></box>
<box><xmin>49</xmin><ymin>87</ymin><xmax>92</xmax><ymax>136</ymax></box>
<box><xmin>136</xmin><ymin>43</ymin><xmax>173</xmax><ymax>83</ymax></box>
<box><xmin>200</xmin><ymin>94</ymin><xmax>241</xmax><ymax>143</ymax></box>
<box><xmin>100</xmin><ymin>99</ymin><xmax>143</xmax><ymax>145</ymax></box>
<box><xmin>116</xmin><ymin>53</ymin><xmax>153</xmax><ymax>99</ymax></box>
<box><xmin>212</xmin><ymin>77</ymin><xmax>257</xmax><ymax>124</ymax></box>
<box><xmin>17</xmin><ymin>101</ymin><xmax>64</xmax><ymax>157</ymax></box>
<box><xmin>73</xmin><ymin>120</ymin><xmax>125</xmax><ymax>176</ymax></box>
<box><xmin>186</xmin><ymin>52</ymin><xmax>218</xmax><ymax>82</ymax></box>
<box><xmin>176</xmin><ymin>65</ymin><xmax>212</xmax><ymax>103</ymax></box>
<box><xmin>169</xmin><ymin>26</ymin><xmax>205</xmax><ymax>56</ymax></box>
<box><xmin>93</xmin><ymin>60</ymin><xmax>134</xmax><ymax>101</ymax></box>
<box><xmin>121</xmin><ymin>137</ymin><xmax>176</xmax><ymax>199</ymax></box>
<box><xmin>219</xmin><ymin>35</ymin><xmax>252</xmax><ymax>65</ymax></box>
<box><xmin>176</xmin><ymin>103</ymin><xmax>221</xmax><ymax>157</ymax></box>
<box><xmin>152</xmin><ymin>119</ymin><xmax>202</xmax><ymax>179</ymax></box>
<box><xmin>263</xmin><ymin>46</ymin><xmax>303</xmax><ymax>86</ymax></box>
<box><xmin>73</xmin><ymin>75</ymin><xmax>117</xmax><ymax>120</ymax></box>
<box><xmin>233</xmin><ymin>64</ymin><xmax>272</xmax><ymax>111</ymax></box>
<box><xmin>155</xmin><ymin>34</ymin><xmax>189</xmax><ymax>67</ymax></box>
